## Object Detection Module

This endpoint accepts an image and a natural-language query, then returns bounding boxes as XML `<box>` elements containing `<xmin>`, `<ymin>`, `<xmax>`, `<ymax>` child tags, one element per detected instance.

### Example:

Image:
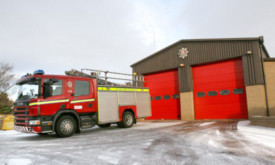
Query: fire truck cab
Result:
<box><xmin>14</xmin><ymin>70</ymin><xmax>151</xmax><ymax>137</ymax></box>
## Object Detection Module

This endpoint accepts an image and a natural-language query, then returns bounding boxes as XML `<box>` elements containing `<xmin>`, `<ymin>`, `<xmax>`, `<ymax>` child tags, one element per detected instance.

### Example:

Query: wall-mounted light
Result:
<box><xmin>180</xmin><ymin>63</ymin><xmax>184</xmax><ymax>67</ymax></box>
<box><xmin>133</xmin><ymin>72</ymin><xmax>137</xmax><ymax>75</ymax></box>
<box><xmin>246</xmin><ymin>50</ymin><xmax>252</xmax><ymax>55</ymax></box>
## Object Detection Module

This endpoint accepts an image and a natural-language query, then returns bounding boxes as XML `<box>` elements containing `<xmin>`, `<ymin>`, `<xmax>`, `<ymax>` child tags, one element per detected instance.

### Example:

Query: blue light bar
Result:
<box><xmin>33</xmin><ymin>70</ymin><xmax>45</xmax><ymax>75</ymax></box>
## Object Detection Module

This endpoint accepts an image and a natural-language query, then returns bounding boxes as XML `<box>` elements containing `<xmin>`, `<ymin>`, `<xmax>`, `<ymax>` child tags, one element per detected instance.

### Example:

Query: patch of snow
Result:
<box><xmin>7</xmin><ymin>159</ymin><xmax>32</xmax><ymax>165</ymax></box>
<box><xmin>0</xmin><ymin>130</ymin><xmax>32</xmax><ymax>136</ymax></box>
<box><xmin>132</xmin><ymin>162</ymin><xmax>141</xmax><ymax>165</ymax></box>
<box><xmin>0</xmin><ymin>130</ymin><xmax>20</xmax><ymax>135</ymax></box>
<box><xmin>225</xmin><ymin>155</ymin><xmax>234</xmax><ymax>160</ymax></box>
<box><xmin>216</xmin><ymin>130</ymin><xmax>220</xmax><ymax>136</ymax></box>
<box><xmin>37</xmin><ymin>143</ymin><xmax>62</xmax><ymax>147</ymax></box>
<box><xmin>133</xmin><ymin>121</ymin><xmax>184</xmax><ymax>130</ymax></box>
<box><xmin>238</xmin><ymin>120</ymin><xmax>275</xmax><ymax>149</ymax></box>
<box><xmin>145</xmin><ymin>142</ymin><xmax>151</xmax><ymax>146</ymax></box>
<box><xmin>199</xmin><ymin>122</ymin><xmax>215</xmax><ymax>127</ymax></box>
<box><xmin>208</xmin><ymin>140</ymin><xmax>218</xmax><ymax>148</ymax></box>
<box><xmin>98</xmin><ymin>155</ymin><xmax>120</xmax><ymax>164</ymax></box>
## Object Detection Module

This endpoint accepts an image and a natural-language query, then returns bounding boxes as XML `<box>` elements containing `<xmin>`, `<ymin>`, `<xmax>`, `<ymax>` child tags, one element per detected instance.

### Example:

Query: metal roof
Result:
<box><xmin>131</xmin><ymin>36</ymin><xmax>268</xmax><ymax>67</ymax></box>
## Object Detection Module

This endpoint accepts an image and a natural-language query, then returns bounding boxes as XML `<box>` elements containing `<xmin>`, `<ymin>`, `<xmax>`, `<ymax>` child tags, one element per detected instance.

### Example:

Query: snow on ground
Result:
<box><xmin>0</xmin><ymin>121</ymin><xmax>275</xmax><ymax>165</ymax></box>
<box><xmin>7</xmin><ymin>159</ymin><xmax>32</xmax><ymax>165</ymax></box>
<box><xmin>132</xmin><ymin>121</ymin><xmax>184</xmax><ymax>130</ymax></box>
<box><xmin>199</xmin><ymin>122</ymin><xmax>215</xmax><ymax>127</ymax></box>
<box><xmin>237</xmin><ymin>120</ymin><xmax>275</xmax><ymax>149</ymax></box>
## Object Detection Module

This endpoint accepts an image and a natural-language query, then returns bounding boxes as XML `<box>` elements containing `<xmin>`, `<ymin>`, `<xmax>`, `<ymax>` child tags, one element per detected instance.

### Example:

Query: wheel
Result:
<box><xmin>120</xmin><ymin>111</ymin><xmax>134</xmax><ymax>128</ymax></box>
<box><xmin>38</xmin><ymin>133</ymin><xmax>48</xmax><ymax>136</ymax></box>
<box><xmin>98</xmin><ymin>123</ymin><xmax>111</xmax><ymax>128</ymax></box>
<box><xmin>55</xmin><ymin>115</ymin><xmax>76</xmax><ymax>137</ymax></box>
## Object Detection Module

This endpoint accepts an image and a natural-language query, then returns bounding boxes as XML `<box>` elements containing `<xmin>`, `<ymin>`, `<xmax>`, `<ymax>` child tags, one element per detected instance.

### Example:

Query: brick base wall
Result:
<box><xmin>245</xmin><ymin>85</ymin><xmax>267</xmax><ymax>117</ymax></box>
<box><xmin>264</xmin><ymin>61</ymin><xmax>275</xmax><ymax>116</ymax></box>
<box><xmin>180</xmin><ymin>92</ymin><xmax>195</xmax><ymax>121</ymax></box>
<box><xmin>250</xmin><ymin>116</ymin><xmax>275</xmax><ymax>128</ymax></box>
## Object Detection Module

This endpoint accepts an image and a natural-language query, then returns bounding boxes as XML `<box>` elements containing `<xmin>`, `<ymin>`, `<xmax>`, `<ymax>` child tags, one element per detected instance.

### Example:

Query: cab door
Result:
<box><xmin>39</xmin><ymin>78</ymin><xmax>66</xmax><ymax>116</ymax></box>
<box><xmin>70</xmin><ymin>79</ymin><xmax>95</xmax><ymax>113</ymax></box>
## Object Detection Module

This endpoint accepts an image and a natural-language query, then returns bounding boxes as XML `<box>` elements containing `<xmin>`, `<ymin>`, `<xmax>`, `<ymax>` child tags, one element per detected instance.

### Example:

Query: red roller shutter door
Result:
<box><xmin>193</xmin><ymin>58</ymin><xmax>248</xmax><ymax>119</ymax></box>
<box><xmin>144</xmin><ymin>70</ymin><xmax>180</xmax><ymax>120</ymax></box>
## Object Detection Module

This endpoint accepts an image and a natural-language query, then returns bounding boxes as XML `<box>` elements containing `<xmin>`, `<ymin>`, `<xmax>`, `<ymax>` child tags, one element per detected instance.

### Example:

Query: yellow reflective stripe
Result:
<box><xmin>98</xmin><ymin>87</ymin><xmax>108</xmax><ymax>91</ymax></box>
<box><xmin>29</xmin><ymin>99</ymin><xmax>69</xmax><ymax>106</ymax></box>
<box><xmin>70</xmin><ymin>99</ymin><xmax>95</xmax><ymax>104</ymax></box>
<box><xmin>98</xmin><ymin>87</ymin><xmax>149</xmax><ymax>92</ymax></box>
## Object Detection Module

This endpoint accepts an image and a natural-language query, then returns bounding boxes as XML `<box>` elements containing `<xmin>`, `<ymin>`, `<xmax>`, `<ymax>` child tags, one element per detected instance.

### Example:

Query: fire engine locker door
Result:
<box><xmin>144</xmin><ymin>70</ymin><xmax>180</xmax><ymax>120</ymax></box>
<box><xmin>192</xmin><ymin>58</ymin><xmax>248</xmax><ymax>120</ymax></box>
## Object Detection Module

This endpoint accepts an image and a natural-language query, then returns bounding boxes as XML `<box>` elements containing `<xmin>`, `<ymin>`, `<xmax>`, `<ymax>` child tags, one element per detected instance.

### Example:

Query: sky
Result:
<box><xmin>1</xmin><ymin>0</ymin><xmax>275</xmax><ymax>98</ymax></box>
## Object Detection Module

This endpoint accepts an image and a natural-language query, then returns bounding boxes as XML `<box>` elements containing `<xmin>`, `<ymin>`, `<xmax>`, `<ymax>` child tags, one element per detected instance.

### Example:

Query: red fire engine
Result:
<box><xmin>13</xmin><ymin>69</ymin><xmax>151</xmax><ymax>137</ymax></box>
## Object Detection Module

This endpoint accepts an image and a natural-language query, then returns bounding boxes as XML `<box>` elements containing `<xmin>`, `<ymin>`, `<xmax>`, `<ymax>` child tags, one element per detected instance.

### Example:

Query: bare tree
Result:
<box><xmin>0</xmin><ymin>63</ymin><xmax>15</xmax><ymax>94</ymax></box>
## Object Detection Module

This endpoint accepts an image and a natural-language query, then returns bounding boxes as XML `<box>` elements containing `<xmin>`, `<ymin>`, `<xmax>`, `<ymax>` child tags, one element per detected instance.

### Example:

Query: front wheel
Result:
<box><xmin>55</xmin><ymin>115</ymin><xmax>76</xmax><ymax>138</ymax></box>
<box><xmin>119</xmin><ymin>111</ymin><xmax>134</xmax><ymax>128</ymax></box>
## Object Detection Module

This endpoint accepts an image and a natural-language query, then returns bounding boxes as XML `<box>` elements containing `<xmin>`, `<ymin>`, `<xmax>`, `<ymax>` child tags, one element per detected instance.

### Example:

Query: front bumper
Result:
<box><xmin>14</xmin><ymin>126</ymin><xmax>42</xmax><ymax>133</ymax></box>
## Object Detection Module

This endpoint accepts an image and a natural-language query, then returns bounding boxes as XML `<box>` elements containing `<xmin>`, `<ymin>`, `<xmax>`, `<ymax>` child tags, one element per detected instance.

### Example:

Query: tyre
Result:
<box><xmin>120</xmin><ymin>111</ymin><xmax>134</xmax><ymax>128</ymax></box>
<box><xmin>55</xmin><ymin>115</ymin><xmax>76</xmax><ymax>137</ymax></box>
<box><xmin>98</xmin><ymin>123</ymin><xmax>111</xmax><ymax>128</ymax></box>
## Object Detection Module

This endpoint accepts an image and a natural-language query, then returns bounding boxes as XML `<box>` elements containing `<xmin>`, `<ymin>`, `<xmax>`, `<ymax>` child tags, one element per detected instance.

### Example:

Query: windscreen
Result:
<box><xmin>16</xmin><ymin>79</ymin><xmax>40</xmax><ymax>101</ymax></box>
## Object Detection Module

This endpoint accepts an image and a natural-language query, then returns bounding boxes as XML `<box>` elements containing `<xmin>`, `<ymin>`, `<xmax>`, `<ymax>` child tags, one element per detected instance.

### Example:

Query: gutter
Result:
<box><xmin>259</xmin><ymin>38</ymin><xmax>270</xmax><ymax>116</ymax></box>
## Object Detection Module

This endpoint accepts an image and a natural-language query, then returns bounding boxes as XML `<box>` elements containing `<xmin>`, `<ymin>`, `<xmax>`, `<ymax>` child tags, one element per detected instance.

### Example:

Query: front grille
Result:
<box><xmin>14</xmin><ymin>101</ymin><xmax>29</xmax><ymax>107</ymax></box>
<box><xmin>14</xmin><ymin>106</ymin><xmax>29</xmax><ymax>126</ymax></box>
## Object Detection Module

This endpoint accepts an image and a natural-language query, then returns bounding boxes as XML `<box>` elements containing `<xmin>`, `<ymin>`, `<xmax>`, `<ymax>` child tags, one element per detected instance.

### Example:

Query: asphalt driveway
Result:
<box><xmin>0</xmin><ymin>121</ymin><xmax>275</xmax><ymax>165</ymax></box>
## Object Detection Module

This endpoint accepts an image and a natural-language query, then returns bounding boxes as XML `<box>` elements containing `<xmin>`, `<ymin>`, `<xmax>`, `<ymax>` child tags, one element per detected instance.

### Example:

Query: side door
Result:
<box><xmin>40</xmin><ymin>78</ymin><xmax>66</xmax><ymax>116</ymax></box>
<box><xmin>70</xmin><ymin>79</ymin><xmax>95</xmax><ymax>113</ymax></box>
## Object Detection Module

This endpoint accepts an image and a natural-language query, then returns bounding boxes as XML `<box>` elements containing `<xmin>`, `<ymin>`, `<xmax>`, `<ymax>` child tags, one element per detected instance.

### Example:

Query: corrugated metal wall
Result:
<box><xmin>132</xmin><ymin>39</ymin><xmax>266</xmax><ymax>93</ymax></box>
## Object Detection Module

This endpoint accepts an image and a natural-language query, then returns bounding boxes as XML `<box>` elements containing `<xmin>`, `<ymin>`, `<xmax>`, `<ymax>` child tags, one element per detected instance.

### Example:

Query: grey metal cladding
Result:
<box><xmin>178</xmin><ymin>65</ymin><xmax>193</xmax><ymax>92</ymax></box>
<box><xmin>132</xmin><ymin>38</ymin><xmax>266</xmax><ymax>92</ymax></box>
<box><xmin>242</xmin><ymin>42</ymin><xmax>264</xmax><ymax>85</ymax></box>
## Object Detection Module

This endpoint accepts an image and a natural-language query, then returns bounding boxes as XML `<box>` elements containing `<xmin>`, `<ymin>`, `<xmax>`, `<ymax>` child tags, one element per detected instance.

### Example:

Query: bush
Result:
<box><xmin>0</xmin><ymin>92</ymin><xmax>13</xmax><ymax>114</ymax></box>
<box><xmin>0</xmin><ymin>106</ymin><xmax>13</xmax><ymax>114</ymax></box>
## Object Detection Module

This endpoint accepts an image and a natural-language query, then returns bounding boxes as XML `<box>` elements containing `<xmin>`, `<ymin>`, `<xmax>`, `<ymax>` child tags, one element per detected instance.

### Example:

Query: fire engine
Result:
<box><xmin>13</xmin><ymin>69</ymin><xmax>151</xmax><ymax>137</ymax></box>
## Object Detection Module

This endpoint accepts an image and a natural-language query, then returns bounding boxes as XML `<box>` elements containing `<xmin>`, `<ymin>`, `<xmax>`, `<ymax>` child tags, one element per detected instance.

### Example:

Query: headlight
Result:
<box><xmin>29</xmin><ymin>120</ymin><xmax>41</xmax><ymax>125</ymax></box>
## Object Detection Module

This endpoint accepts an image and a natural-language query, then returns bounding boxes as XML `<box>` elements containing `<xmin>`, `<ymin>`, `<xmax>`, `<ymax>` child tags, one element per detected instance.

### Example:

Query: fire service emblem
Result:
<box><xmin>178</xmin><ymin>47</ymin><xmax>189</xmax><ymax>59</ymax></box>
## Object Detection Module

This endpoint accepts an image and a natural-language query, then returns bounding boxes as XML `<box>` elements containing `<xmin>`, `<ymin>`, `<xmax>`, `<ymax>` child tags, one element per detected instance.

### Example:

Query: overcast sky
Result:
<box><xmin>1</xmin><ymin>0</ymin><xmax>275</xmax><ymax>78</ymax></box>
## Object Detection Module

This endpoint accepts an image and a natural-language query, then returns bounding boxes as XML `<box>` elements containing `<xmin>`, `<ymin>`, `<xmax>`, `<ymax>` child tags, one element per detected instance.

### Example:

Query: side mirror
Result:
<box><xmin>42</xmin><ymin>78</ymin><xmax>58</xmax><ymax>99</ymax></box>
<box><xmin>43</xmin><ymin>84</ymin><xmax>53</xmax><ymax>99</ymax></box>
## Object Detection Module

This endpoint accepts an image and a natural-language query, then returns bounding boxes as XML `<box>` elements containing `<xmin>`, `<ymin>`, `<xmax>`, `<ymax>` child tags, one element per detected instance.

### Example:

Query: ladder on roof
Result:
<box><xmin>80</xmin><ymin>68</ymin><xmax>144</xmax><ymax>87</ymax></box>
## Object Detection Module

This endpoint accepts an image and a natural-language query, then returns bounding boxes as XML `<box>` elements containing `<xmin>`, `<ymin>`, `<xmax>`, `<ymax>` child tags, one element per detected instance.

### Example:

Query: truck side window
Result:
<box><xmin>44</xmin><ymin>79</ymin><xmax>63</xmax><ymax>96</ymax></box>
<box><xmin>75</xmin><ymin>80</ymin><xmax>90</xmax><ymax>96</ymax></box>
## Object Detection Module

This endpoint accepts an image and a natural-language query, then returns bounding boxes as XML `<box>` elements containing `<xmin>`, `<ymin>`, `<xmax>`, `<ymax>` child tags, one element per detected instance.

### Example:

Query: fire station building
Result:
<box><xmin>131</xmin><ymin>37</ymin><xmax>275</xmax><ymax>120</ymax></box>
